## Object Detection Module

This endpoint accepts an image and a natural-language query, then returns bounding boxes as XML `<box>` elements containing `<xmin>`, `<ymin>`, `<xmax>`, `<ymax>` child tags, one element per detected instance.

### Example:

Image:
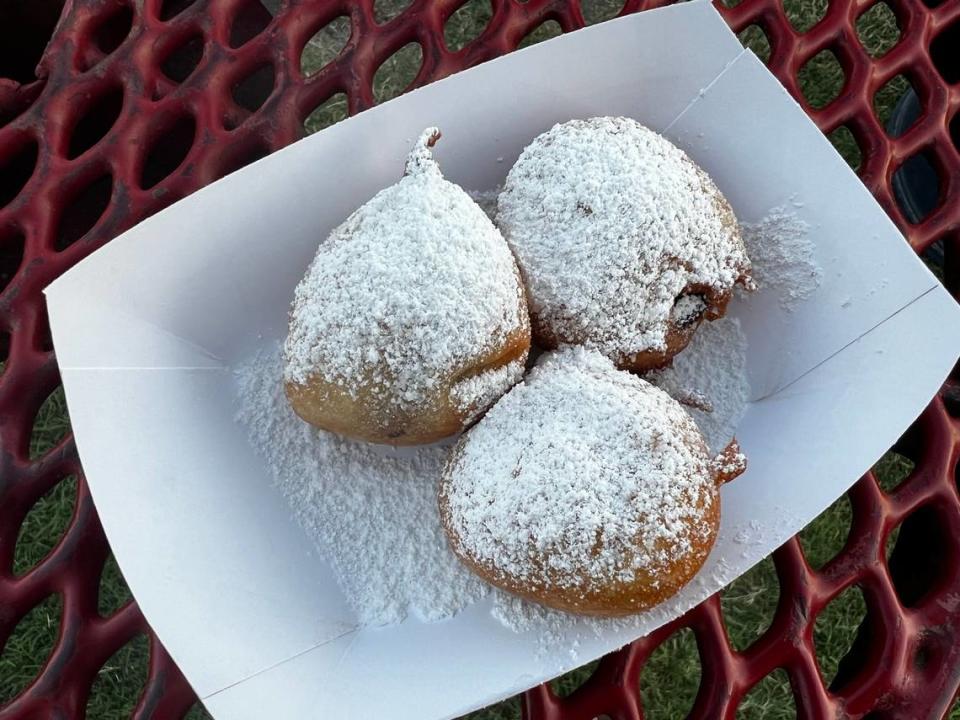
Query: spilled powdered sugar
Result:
<box><xmin>742</xmin><ymin>204</ymin><xmax>822</xmax><ymax>311</ymax></box>
<box><xmin>284</xmin><ymin>129</ymin><xmax>524</xmax><ymax>413</ymax></box>
<box><xmin>237</xmin><ymin>346</ymin><xmax>489</xmax><ymax>625</ymax></box>
<box><xmin>496</xmin><ymin>117</ymin><xmax>752</xmax><ymax>364</ymax></box>
<box><xmin>442</xmin><ymin>348</ymin><xmax>715</xmax><ymax>589</ymax></box>
<box><xmin>646</xmin><ymin>317</ymin><xmax>749</xmax><ymax>454</ymax></box>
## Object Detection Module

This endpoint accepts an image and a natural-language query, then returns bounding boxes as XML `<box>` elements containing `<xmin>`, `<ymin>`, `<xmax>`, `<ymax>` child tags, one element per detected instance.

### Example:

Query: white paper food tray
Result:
<box><xmin>45</xmin><ymin>3</ymin><xmax>960</xmax><ymax>717</ymax></box>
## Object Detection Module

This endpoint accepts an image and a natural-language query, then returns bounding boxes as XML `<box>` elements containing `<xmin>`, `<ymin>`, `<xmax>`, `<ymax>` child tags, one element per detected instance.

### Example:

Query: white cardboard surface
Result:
<box><xmin>45</xmin><ymin>3</ymin><xmax>960</xmax><ymax>718</ymax></box>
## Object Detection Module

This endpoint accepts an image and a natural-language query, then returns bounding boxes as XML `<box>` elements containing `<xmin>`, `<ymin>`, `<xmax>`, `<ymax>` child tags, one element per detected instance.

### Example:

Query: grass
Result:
<box><xmin>1</xmin><ymin>2</ymin><xmax>941</xmax><ymax>719</ymax></box>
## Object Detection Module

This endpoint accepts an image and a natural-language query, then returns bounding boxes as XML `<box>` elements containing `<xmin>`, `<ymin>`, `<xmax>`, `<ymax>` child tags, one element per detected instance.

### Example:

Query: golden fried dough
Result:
<box><xmin>497</xmin><ymin>116</ymin><xmax>754</xmax><ymax>371</ymax></box>
<box><xmin>439</xmin><ymin>347</ymin><xmax>746</xmax><ymax>616</ymax></box>
<box><xmin>284</xmin><ymin>128</ymin><xmax>530</xmax><ymax>444</ymax></box>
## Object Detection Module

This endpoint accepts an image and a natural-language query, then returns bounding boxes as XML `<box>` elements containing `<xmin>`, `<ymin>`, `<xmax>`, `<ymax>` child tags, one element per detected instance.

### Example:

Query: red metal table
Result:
<box><xmin>2</xmin><ymin>0</ymin><xmax>960</xmax><ymax>717</ymax></box>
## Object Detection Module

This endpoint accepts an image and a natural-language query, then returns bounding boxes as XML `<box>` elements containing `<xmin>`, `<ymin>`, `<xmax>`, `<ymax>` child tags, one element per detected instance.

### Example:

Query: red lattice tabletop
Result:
<box><xmin>2</xmin><ymin>0</ymin><xmax>960</xmax><ymax>718</ymax></box>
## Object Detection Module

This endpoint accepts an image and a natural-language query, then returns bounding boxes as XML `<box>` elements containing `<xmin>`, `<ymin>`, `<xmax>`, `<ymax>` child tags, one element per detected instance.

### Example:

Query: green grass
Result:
<box><xmin>737</xmin><ymin>668</ymin><xmax>796</xmax><ymax>719</ymax></box>
<box><xmin>12</xmin><ymin>475</ymin><xmax>76</xmax><ymax>577</ymax></box>
<box><xmin>445</xmin><ymin>0</ymin><xmax>494</xmax><ymax>52</ymax></box>
<box><xmin>84</xmin><ymin>635</ymin><xmax>151</xmax><ymax>719</ymax></box>
<box><xmin>1</xmin><ymin>2</ymin><xmax>931</xmax><ymax>719</ymax></box>
<box><xmin>29</xmin><ymin>386</ymin><xmax>70</xmax><ymax>459</ymax></box>
<box><xmin>641</xmin><ymin>630</ymin><xmax>701</xmax><ymax>719</ymax></box>
<box><xmin>0</xmin><ymin>594</ymin><xmax>62</xmax><ymax>708</ymax></box>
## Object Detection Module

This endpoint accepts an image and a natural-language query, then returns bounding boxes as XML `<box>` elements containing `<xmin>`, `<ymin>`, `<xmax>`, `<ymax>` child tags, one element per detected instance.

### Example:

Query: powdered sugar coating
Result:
<box><xmin>497</xmin><ymin>117</ymin><xmax>752</xmax><ymax>365</ymax></box>
<box><xmin>450</xmin><ymin>357</ymin><xmax>525</xmax><ymax>425</ymax></box>
<box><xmin>284</xmin><ymin>128</ymin><xmax>526</xmax><ymax>414</ymax></box>
<box><xmin>441</xmin><ymin>347</ymin><xmax>717</xmax><ymax>593</ymax></box>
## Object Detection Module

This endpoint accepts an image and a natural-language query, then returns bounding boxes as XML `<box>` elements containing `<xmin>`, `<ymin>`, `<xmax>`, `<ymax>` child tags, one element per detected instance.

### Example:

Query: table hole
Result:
<box><xmin>856</xmin><ymin>2</ymin><xmax>900</xmax><ymax>58</ymax></box>
<box><xmin>229</xmin><ymin>0</ymin><xmax>273</xmax><ymax>48</ymax></box>
<box><xmin>721</xmin><ymin>555</ymin><xmax>779</xmax><ymax>651</ymax></box>
<box><xmin>98</xmin><ymin>552</ymin><xmax>134</xmax><ymax>617</ymax></box>
<box><xmin>814</xmin><ymin>585</ymin><xmax>870</xmax><ymax>690</ymax></box>
<box><xmin>13</xmin><ymin>475</ymin><xmax>77</xmax><ymax>576</ymax></box>
<box><xmin>301</xmin><ymin>16</ymin><xmax>350</xmax><ymax>77</ymax></box>
<box><xmin>549</xmin><ymin>660</ymin><xmax>600</xmax><ymax>699</ymax></box>
<box><xmin>640</xmin><ymin>628</ymin><xmax>700</xmax><ymax>719</ymax></box>
<box><xmin>874</xmin><ymin>74</ymin><xmax>915</xmax><ymax>136</ymax></box>
<box><xmin>162</xmin><ymin>33</ymin><xmax>204</xmax><ymax>83</ymax></box>
<box><xmin>94</xmin><ymin>3</ymin><xmax>134</xmax><ymax>54</ymax></box>
<box><xmin>33</xmin><ymin>305</ymin><xmax>54</xmax><ymax>353</ymax></box>
<box><xmin>85</xmin><ymin>634</ymin><xmax>151</xmax><ymax>718</ymax></box>
<box><xmin>892</xmin><ymin>149</ymin><xmax>941</xmax><ymax>223</ymax></box>
<box><xmin>68</xmin><ymin>85</ymin><xmax>123</xmax><ymax>158</ymax></box>
<box><xmin>580</xmin><ymin>0</ymin><xmax>624</xmax><ymax>26</ymax></box>
<box><xmin>918</xmin><ymin>239</ymin><xmax>945</xmax><ymax>282</ymax></box>
<box><xmin>931</xmin><ymin>18</ymin><xmax>960</xmax><ymax>83</ymax></box>
<box><xmin>890</xmin><ymin>422</ymin><xmax>927</xmax><ymax>464</ymax></box>
<box><xmin>232</xmin><ymin>63</ymin><xmax>275</xmax><ymax>113</ymax></box>
<box><xmin>141</xmin><ymin>114</ymin><xmax>195</xmax><ymax>189</ymax></box>
<box><xmin>0</xmin><ymin>138</ymin><xmax>38</xmax><ymax>210</ymax></box>
<box><xmin>0</xmin><ymin>1</ymin><xmax>66</xmax><ymax>83</ymax></box>
<box><xmin>304</xmin><ymin>93</ymin><xmax>348</xmax><ymax>134</ymax></box>
<box><xmin>827</xmin><ymin>125</ymin><xmax>862</xmax><ymax>171</ymax></box>
<box><xmin>738</xmin><ymin>24</ymin><xmax>771</xmax><ymax>64</ymax></box>
<box><xmin>55</xmin><ymin>173</ymin><xmax>113</xmax><ymax>250</ymax></box>
<box><xmin>374</xmin><ymin>0</ymin><xmax>413</xmax><ymax>24</ymax></box>
<box><xmin>798</xmin><ymin>493</ymin><xmax>852</xmax><ymax>570</ymax></box>
<box><xmin>29</xmin><ymin>385</ymin><xmax>71</xmax><ymax>459</ymax></box>
<box><xmin>159</xmin><ymin>0</ymin><xmax>197</xmax><ymax>21</ymax></box>
<box><xmin>798</xmin><ymin>49</ymin><xmax>845</xmax><ymax>109</ymax></box>
<box><xmin>444</xmin><ymin>0</ymin><xmax>492</xmax><ymax>52</ymax></box>
<box><xmin>374</xmin><ymin>43</ymin><xmax>422</xmax><ymax>104</ymax></box>
<box><xmin>0</xmin><ymin>594</ymin><xmax>63</xmax><ymax>706</ymax></box>
<box><xmin>519</xmin><ymin>20</ymin><xmax>562</xmax><ymax>49</ymax></box>
<box><xmin>0</xmin><ymin>226</ymin><xmax>25</xmax><ymax>295</ymax></box>
<box><xmin>736</xmin><ymin>668</ymin><xmax>795</xmax><ymax>719</ymax></box>
<box><xmin>943</xmin><ymin>365</ymin><xmax>960</xmax><ymax>417</ymax></box>
<box><xmin>784</xmin><ymin>0</ymin><xmax>828</xmax><ymax>34</ymax></box>
<box><xmin>887</xmin><ymin>505</ymin><xmax>951</xmax><ymax>607</ymax></box>
<box><xmin>872</xmin><ymin>450</ymin><xmax>915</xmax><ymax>493</ymax></box>
<box><xmin>0</xmin><ymin>79</ymin><xmax>45</xmax><ymax>127</ymax></box>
